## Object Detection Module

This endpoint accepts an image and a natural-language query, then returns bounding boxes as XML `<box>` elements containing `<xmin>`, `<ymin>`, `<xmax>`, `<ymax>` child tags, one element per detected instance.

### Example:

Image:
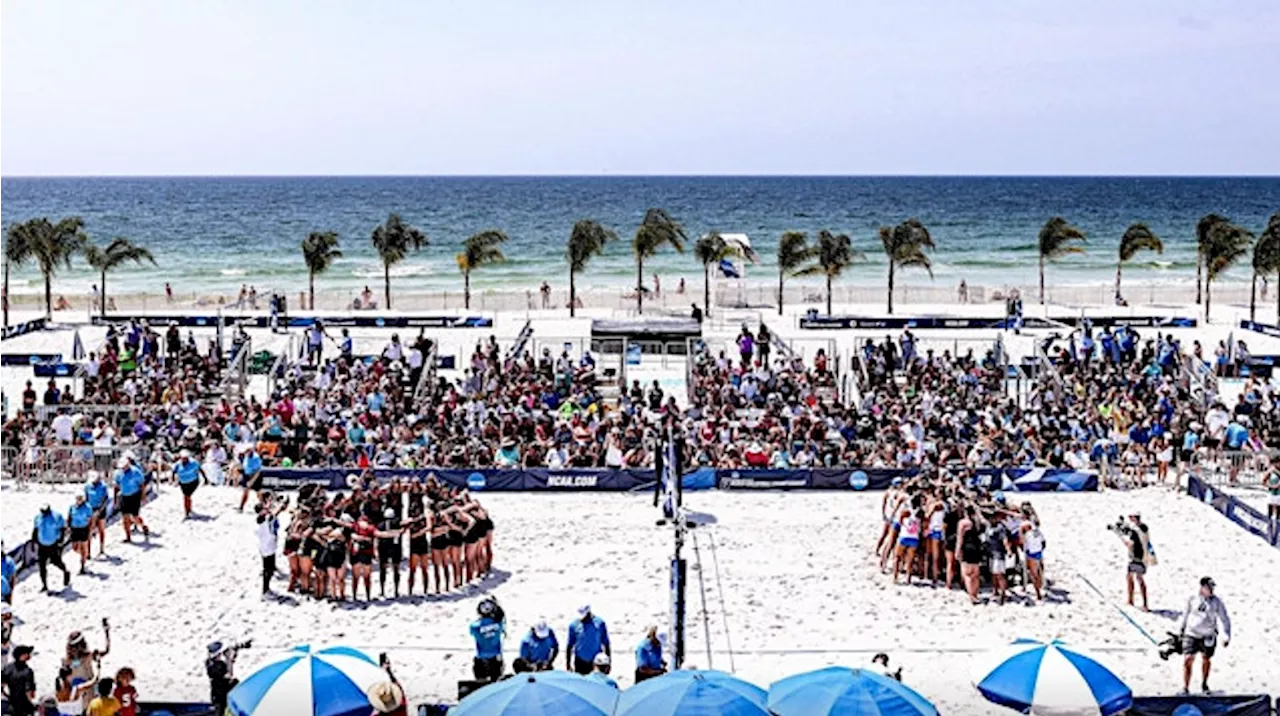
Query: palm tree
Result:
<box><xmin>1263</xmin><ymin>212</ymin><xmax>1280</xmax><ymax>324</ymax></box>
<box><xmin>300</xmin><ymin>231</ymin><xmax>342</xmax><ymax>310</ymax></box>
<box><xmin>3</xmin><ymin>222</ymin><xmax>34</xmax><ymax>327</ymax></box>
<box><xmin>693</xmin><ymin>232</ymin><xmax>744</xmax><ymax>317</ymax></box>
<box><xmin>566</xmin><ymin>220</ymin><xmax>617</xmax><ymax>317</ymax></box>
<box><xmin>1201</xmin><ymin>219</ymin><xmax>1252</xmax><ymax>322</ymax></box>
<box><xmin>776</xmin><ymin>231</ymin><xmax>810</xmax><ymax>316</ymax></box>
<box><xmin>631</xmin><ymin>208</ymin><xmax>686</xmax><ymax>314</ymax></box>
<box><xmin>369</xmin><ymin>214</ymin><xmax>428</xmax><ymax>310</ymax></box>
<box><xmin>1036</xmin><ymin>217</ymin><xmax>1087</xmax><ymax>305</ymax></box>
<box><xmin>879</xmin><ymin>219</ymin><xmax>935</xmax><ymax>314</ymax></box>
<box><xmin>457</xmin><ymin>230</ymin><xmax>508</xmax><ymax>310</ymax></box>
<box><xmin>83</xmin><ymin>237</ymin><xmax>155</xmax><ymax>319</ymax></box>
<box><xmin>1195</xmin><ymin>214</ymin><xmax>1229</xmax><ymax>305</ymax></box>
<box><xmin>1114</xmin><ymin>223</ymin><xmax>1162</xmax><ymax>303</ymax></box>
<box><xmin>1250</xmin><ymin>213</ymin><xmax>1280</xmax><ymax>323</ymax></box>
<box><xmin>9</xmin><ymin>217</ymin><xmax>88</xmax><ymax>319</ymax></box>
<box><xmin>795</xmin><ymin>229</ymin><xmax>863</xmax><ymax>316</ymax></box>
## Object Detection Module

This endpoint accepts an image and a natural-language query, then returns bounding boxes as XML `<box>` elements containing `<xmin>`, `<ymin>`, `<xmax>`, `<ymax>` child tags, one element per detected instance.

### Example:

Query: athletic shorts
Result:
<box><xmin>283</xmin><ymin>538</ymin><xmax>301</xmax><ymax>556</ymax></box>
<box><xmin>120</xmin><ymin>492</ymin><xmax>142</xmax><ymax>516</ymax></box>
<box><xmin>898</xmin><ymin>537</ymin><xmax>919</xmax><ymax>549</ymax></box>
<box><xmin>378</xmin><ymin>546</ymin><xmax>402</xmax><ymax>563</ymax></box>
<box><xmin>928</xmin><ymin>531</ymin><xmax>942</xmax><ymax>541</ymax></box>
<box><xmin>990</xmin><ymin>557</ymin><xmax>1007</xmax><ymax>573</ymax></box>
<box><xmin>92</xmin><ymin>507</ymin><xmax>107</xmax><ymax>522</ymax></box>
<box><xmin>351</xmin><ymin>552</ymin><xmax>373</xmax><ymax>566</ymax></box>
<box><xmin>70</xmin><ymin>526</ymin><xmax>90</xmax><ymax>543</ymax></box>
<box><xmin>180</xmin><ymin>480</ymin><xmax>199</xmax><ymax>497</ymax></box>
<box><xmin>1203</xmin><ymin>438</ymin><xmax>1221</xmax><ymax>449</ymax></box>
<box><xmin>431</xmin><ymin>535</ymin><xmax>449</xmax><ymax>551</ymax></box>
<box><xmin>1181</xmin><ymin>635</ymin><xmax>1216</xmax><ymax>658</ymax></box>
<box><xmin>1268</xmin><ymin>493</ymin><xmax>1280</xmax><ymax>507</ymax></box>
<box><xmin>245</xmin><ymin>472</ymin><xmax>263</xmax><ymax>490</ymax></box>
<box><xmin>1128</xmin><ymin>561</ymin><xmax>1146</xmax><ymax>575</ymax></box>
<box><xmin>1026</xmin><ymin>551</ymin><xmax>1042</xmax><ymax>562</ymax></box>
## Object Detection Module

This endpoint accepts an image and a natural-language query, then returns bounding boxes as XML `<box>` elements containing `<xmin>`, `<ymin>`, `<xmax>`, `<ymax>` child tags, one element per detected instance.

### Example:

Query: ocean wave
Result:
<box><xmin>220</xmin><ymin>268</ymin><xmax>247</xmax><ymax>277</ymax></box>
<box><xmin>350</xmin><ymin>263</ymin><xmax>434</xmax><ymax>279</ymax></box>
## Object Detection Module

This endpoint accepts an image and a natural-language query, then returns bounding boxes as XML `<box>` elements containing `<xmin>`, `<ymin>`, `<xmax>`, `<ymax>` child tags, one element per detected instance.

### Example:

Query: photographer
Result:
<box><xmin>469</xmin><ymin>597</ymin><xmax>505</xmax><ymax>682</ymax></box>
<box><xmin>206</xmin><ymin>640</ymin><xmax>251</xmax><ymax>714</ymax></box>
<box><xmin>1178</xmin><ymin>577</ymin><xmax>1231</xmax><ymax>695</ymax></box>
<box><xmin>1108</xmin><ymin>513</ymin><xmax>1150</xmax><ymax>611</ymax></box>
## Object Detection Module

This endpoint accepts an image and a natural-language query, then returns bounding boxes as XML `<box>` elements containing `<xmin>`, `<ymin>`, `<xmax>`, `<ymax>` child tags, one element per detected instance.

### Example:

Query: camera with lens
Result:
<box><xmin>1105</xmin><ymin>516</ymin><xmax>1132</xmax><ymax>538</ymax></box>
<box><xmin>206</xmin><ymin>639</ymin><xmax>252</xmax><ymax>713</ymax></box>
<box><xmin>477</xmin><ymin>596</ymin><xmax>505</xmax><ymax>624</ymax></box>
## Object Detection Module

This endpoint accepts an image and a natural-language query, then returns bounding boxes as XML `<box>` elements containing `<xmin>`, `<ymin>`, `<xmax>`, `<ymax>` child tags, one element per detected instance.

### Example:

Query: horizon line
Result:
<box><xmin>4</xmin><ymin>172</ymin><xmax>1280</xmax><ymax>180</ymax></box>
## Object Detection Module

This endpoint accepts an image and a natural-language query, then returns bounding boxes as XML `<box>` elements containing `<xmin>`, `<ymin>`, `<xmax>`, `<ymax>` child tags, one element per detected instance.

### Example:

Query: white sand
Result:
<box><xmin>5</xmin><ymin>485</ymin><xmax>1277</xmax><ymax>711</ymax></box>
<box><xmin>1</xmin><ymin>482</ymin><xmax>88</xmax><ymax>549</ymax></box>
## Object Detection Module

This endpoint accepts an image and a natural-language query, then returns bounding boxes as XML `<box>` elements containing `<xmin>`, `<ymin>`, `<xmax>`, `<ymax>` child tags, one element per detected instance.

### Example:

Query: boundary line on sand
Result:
<box><xmin>1074</xmin><ymin>569</ymin><xmax>1159</xmax><ymax>647</ymax></box>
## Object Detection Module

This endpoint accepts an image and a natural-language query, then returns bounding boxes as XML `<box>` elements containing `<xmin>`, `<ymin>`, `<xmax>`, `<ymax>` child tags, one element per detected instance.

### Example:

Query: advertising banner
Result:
<box><xmin>1</xmin><ymin>318</ymin><xmax>49</xmax><ymax>341</ymax></box>
<box><xmin>1187</xmin><ymin>475</ymin><xmax>1279</xmax><ymax>548</ymax></box>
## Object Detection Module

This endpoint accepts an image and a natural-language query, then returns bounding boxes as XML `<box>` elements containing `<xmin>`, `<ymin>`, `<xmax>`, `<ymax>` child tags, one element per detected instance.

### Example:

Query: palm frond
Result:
<box><xmin>1038</xmin><ymin>217</ymin><xmax>1087</xmax><ymax>262</ymax></box>
<box><xmin>567</xmin><ymin>220</ymin><xmax>617</xmax><ymax>273</ymax></box>
<box><xmin>1204</xmin><ymin>221</ymin><xmax>1252</xmax><ymax>280</ymax></box>
<box><xmin>880</xmin><ymin>219</ymin><xmax>936</xmax><ymax>271</ymax></box>
<box><xmin>633</xmin><ymin>208</ymin><xmax>687</xmax><ymax>259</ymax></box>
<box><xmin>84</xmin><ymin>236</ymin><xmax>155</xmax><ymax>272</ymax></box>
<box><xmin>371</xmin><ymin>213</ymin><xmax>428</xmax><ymax>267</ymax></box>
<box><xmin>460</xmin><ymin>230</ymin><xmax>508</xmax><ymax>273</ymax></box>
<box><xmin>1117</xmin><ymin>223</ymin><xmax>1162</xmax><ymax>263</ymax></box>
<box><xmin>777</xmin><ymin>231</ymin><xmax>810</xmax><ymax>274</ymax></box>
<box><xmin>301</xmin><ymin>231</ymin><xmax>342</xmax><ymax>275</ymax></box>
<box><xmin>809</xmin><ymin>229</ymin><xmax>863</xmax><ymax>278</ymax></box>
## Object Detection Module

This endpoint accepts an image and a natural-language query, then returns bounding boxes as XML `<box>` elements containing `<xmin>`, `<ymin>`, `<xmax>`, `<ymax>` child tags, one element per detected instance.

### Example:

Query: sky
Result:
<box><xmin>3</xmin><ymin>1</ymin><xmax>1278</xmax><ymax>176</ymax></box>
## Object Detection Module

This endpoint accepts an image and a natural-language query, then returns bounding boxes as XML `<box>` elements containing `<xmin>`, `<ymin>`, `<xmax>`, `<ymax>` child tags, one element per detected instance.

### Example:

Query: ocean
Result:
<box><xmin>2</xmin><ymin>176</ymin><xmax>1277</xmax><ymax>297</ymax></box>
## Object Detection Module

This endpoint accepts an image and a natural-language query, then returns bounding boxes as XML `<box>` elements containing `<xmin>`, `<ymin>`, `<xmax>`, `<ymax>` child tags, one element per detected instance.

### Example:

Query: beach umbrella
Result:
<box><xmin>616</xmin><ymin>669</ymin><xmax>768</xmax><ymax>716</ymax></box>
<box><xmin>768</xmin><ymin>666</ymin><xmax>938</xmax><ymax>716</ymax></box>
<box><xmin>227</xmin><ymin>645</ymin><xmax>387</xmax><ymax>716</ymax></box>
<box><xmin>972</xmin><ymin>639</ymin><xmax>1132</xmax><ymax>716</ymax></box>
<box><xmin>449</xmin><ymin>671</ymin><xmax>619</xmax><ymax>716</ymax></box>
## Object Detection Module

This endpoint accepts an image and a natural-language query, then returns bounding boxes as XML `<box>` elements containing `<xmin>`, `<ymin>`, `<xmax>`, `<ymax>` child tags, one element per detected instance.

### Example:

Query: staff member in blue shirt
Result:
<box><xmin>469</xmin><ymin>598</ymin><xmax>506</xmax><ymax>682</ymax></box>
<box><xmin>634</xmin><ymin>626</ymin><xmax>666</xmax><ymax>683</ymax></box>
<box><xmin>174</xmin><ymin>449</ymin><xmax>206</xmax><ymax>519</ymax></box>
<box><xmin>566</xmin><ymin>605</ymin><xmax>610</xmax><ymax>675</ymax></box>
<box><xmin>239</xmin><ymin>446</ymin><xmax>264</xmax><ymax>513</ymax></box>
<box><xmin>515</xmin><ymin>619</ymin><xmax>558</xmax><ymax>672</ymax></box>
<box><xmin>2</xmin><ymin>548</ymin><xmax>17</xmax><ymax>604</ymax></box>
<box><xmin>113</xmin><ymin>455</ymin><xmax>150</xmax><ymax>543</ymax></box>
<box><xmin>67</xmin><ymin>494</ymin><xmax>95</xmax><ymax>575</ymax></box>
<box><xmin>85</xmin><ymin>472</ymin><xmax>111</xmax><ymax>558</ymax></box>
<box><xmin>32</xmin><ymin>504</ymin><xmax>71</xmax><ymax>593</ymax></box>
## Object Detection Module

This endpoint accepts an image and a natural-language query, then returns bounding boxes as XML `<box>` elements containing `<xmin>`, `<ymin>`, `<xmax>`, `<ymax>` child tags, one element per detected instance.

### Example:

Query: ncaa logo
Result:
<box><xmin>467</xmin><ymin>472</ymin><xmax>487</xmax><ymax>491</ymax></box>
<box><xmin>848</xmin><ymin>470</ymin><xmax>869</xmax><ymax>490</ymax></box>
<box><xmin>375</xmin><ymin>318</ymin><xmax>386</xmax><ymax>327</ymax></box>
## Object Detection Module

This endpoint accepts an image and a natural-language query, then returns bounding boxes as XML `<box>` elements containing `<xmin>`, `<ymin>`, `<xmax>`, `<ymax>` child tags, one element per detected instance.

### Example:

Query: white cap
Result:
<box><xmin>578</xmin><ymin>605</ymin><xmax>591</xmax><ymax>617</ymax></box>
<box><xmin>116</xmin><ymin>456</ymin><xmax>130</xmax><ymax>468</ymax></box>
<box><xmin>1</xmin><ymin>604</ymin><xmax>12</xmax><ymax>618</ymax></box>
<box><xmin>533</xmin><ymin>620</ymin><xmax>550</xmax><ymax>638</ymax></box>
<box><xmin>593</xmin><ymin>652</ymin><xmax>610</xmax><ymax>667</ymax></box>
<box><xmin>180</xmin><ymin>449</ymin><xmax>192</xmax><ymax>458</ymax></box>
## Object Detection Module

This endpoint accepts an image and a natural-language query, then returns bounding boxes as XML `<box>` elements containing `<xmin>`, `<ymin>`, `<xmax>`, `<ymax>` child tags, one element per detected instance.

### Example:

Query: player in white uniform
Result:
<box><xmin>1020</xmin><ymin>518</ymin><xmax>1046</xmax><ymax>602</ymax></box>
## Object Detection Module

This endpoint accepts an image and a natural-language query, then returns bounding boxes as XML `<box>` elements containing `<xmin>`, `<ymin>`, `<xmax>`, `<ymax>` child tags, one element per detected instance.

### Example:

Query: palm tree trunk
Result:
<box><xmin>101</xmin><ymin>270</ymin><xmax>108</xmax><ymax>320</ymax></box>
<box><xmin>44</xmin><ymin>271</ymin><xmax>52</xmax><ymax>319</ymax></box>
<box><xmin>1039</xmin><ymin>254</ymin><xmax>1045</xmax><ymax>305</ymax></box>
<box><xmin>636</xmin><ymin>258</ymin><xmax>644</xmax><ymax>315</ymax></box>
<box><xmin>887</xmin><ymin>262</ymin><xmax>895</xmax><ymax>315</ymax></box>
<box><xmin>777</xmin><ymin>269</ymin><xmax>784</xmax><ymax>316</ymax></box>
<box><xmin>826</xmin><ymin>274</ymin><xmax>833</xmax><ymax>316</ymax></box>
<box><xmin>569</xmin><ymin>269</ymin><xmax>577</xmax><ymax>318</ymax></box>
<box><xmin>1195</xmin><ymin>253</ymin><xmax>1203</xmax><ymax>304</ymax></box>
<box><xmin>464</xmin><ymin>271</ymin><xmax>471</xmax><ymax>310</ymax></box>
<box><xmin>1250</xmin><ymin>273</ymin><xmax>1258</xmax><ymax>322</ymax></box>
<box><xmin>2</xmin><ymin>258</ymin><xmax>9</xmax><ymax>328</ymax></box>
<box><xmin>384</xmin><ymin>264</ymin><xmax>392</xmax><ymax>310</ymax></box>
<box><xmin>703</xmin><ymin>264</ymin><xmax>710</xmax><ymax>317</ymax></box>
<box><xmin>1115</xmin><ymin>263</ymin><xmax>1123</xmax><ymax>303</ymax></box>
<box><xmin>1205</xmin><ymin>280</ymin><xmax>1212</xmax><ymax>323</ymax></box>
<box><xmin>309</xmin><ymin>271</ymin><xmax>316</xmax><ymax>311</ymax></box>
<box><xmin>1275</xmin><ymin>270</ymin><xmax>1279</xmax><ymax>325</ymax></box>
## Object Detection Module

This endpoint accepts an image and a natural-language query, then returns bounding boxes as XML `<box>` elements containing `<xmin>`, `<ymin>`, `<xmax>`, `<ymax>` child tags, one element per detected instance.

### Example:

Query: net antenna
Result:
<box><xmin>656</xmin><ymin>420</ymin><xmax>687</xmax><ymax>669</ymax></box>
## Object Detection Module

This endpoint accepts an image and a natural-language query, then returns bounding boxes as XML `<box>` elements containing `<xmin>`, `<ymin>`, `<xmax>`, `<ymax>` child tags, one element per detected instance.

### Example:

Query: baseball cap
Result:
<box><xmin>1200</xmin><ymin>576</ymin><xmax>1215</xmax><ymax>590</ymax></box>
<box><xmin>14</xmin><ymin>645</ymin><xmax>34</xmax><ymax>658</ymax></box>
<box><xmin>534</xmin><ymin>620</ymin><xmax>550</xmax><ymax>639</ymax></box>
<box><xmin>1</xmin><ymin>604</ymin><xmax>12</xmax><ymax>618</ymax></box>
<box><xmin>593</xmin><ymin>652</ymin><xmax>611</xmax><ymax>667</ymax></box>
<box><xmin>578</xmin><ymin>604</ymin><xmax>591</xmax><ymax>617</ymax></box>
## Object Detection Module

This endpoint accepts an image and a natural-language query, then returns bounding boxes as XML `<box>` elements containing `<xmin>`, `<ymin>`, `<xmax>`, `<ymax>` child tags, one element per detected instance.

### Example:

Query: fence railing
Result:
<box><xmin>1191</xmin><ymin>449</ymin><xmax>1274</xmax><ymax>490</ymax></box>
<box><xmin>220</xmin><ymin>337</ymin><xmax>253</xmax><ymax>400</ymax></box>
<box><xmin>2</xmin><ymin>444</ymin><xmax>153</xmax><ymax>484</ymax></box>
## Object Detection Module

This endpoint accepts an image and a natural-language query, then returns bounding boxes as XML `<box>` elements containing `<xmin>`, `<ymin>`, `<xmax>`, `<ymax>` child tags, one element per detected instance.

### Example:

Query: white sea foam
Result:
<box><xmin>351</xmin><ymin>263</ymin><xmax>434</xmax><ymax>279</ymax></box>
<box><xmin>220</xmin><ymin>268</ymin><xmax>248</xmax><ymax>277</ymax></box>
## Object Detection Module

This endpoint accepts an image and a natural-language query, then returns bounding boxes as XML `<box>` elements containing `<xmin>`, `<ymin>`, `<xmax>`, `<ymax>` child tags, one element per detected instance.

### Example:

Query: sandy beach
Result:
<box><xmin>4</xmin><ymin>483</ymin><xmax>1277</xmax><ymax>711</ymax></box>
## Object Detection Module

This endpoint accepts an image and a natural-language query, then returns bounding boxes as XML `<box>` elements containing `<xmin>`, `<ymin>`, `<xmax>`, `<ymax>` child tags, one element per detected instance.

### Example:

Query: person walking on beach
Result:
<box><xmin>112</xmin><ymin>456</ymin><xmax>149</xmax><ymax>543</ymax></box>
<box><xmin>68</xmin><ymin>495</ymin><xmax>94</xmax><ymax>575</ymax></box>
<box><xmin>1116</xmin><ymin>513</ymin><xmax>1150</xmax><ymax>611</ymax></box>
<box><xmin>33</xmin><ymin>505</ymin><xmax>71</xmax><ymax>593</ymax></box>
<box><xmin>239</xmin><ymin>446</ymin><xmax>263</xmax><ymax>513</ymax></box>
<box><xmin>174</xmin><ymin>450</ymin><xmax>205</xmax><ymax>519</ymax></box>
<box><xmin>567</xmin><ymin>605</ymin><xmax>610</xmax><ymax>675</ymax></box>
<box><xmin>1266</xmin><ymin>468</ymin><xmax>1280</xmax><ymax>521</ymax></box>
<box><xmin>85</xmin><ymin>473</ymin><xmax>110</xmax><ymax>558</ymax></box>
<box><xmin>1179</xmin><ymin>577</ymin><xmax>1231</xmax><ymax>695</ymax></box>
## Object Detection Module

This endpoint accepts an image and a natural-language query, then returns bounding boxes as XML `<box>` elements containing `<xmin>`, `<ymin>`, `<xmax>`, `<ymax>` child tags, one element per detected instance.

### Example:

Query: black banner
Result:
<box><xmin>1</xmin><ymin>353</ymin><xmax>62</xmax><ymax>366</ymax></box>
<box><xmin>1239</xmin><ymin>319</ymin><xmax>1280</xmax><ymax>338</ymax></box>
<box><xmin>800</xmin><ymin>315</ymin><xmax>1196</xmax><ymax>331</ymax></box>
<box><xmin>1</xmin><ymin>317</ymin><xmax>49</xmax><ymax>340</ymax></box>
<box><xmin>1130</xmin><ymin>694</ymin><xmax>1272</xmax><ymax>716</ymax></box>
<box><xmin>91</xmin><ymin>314</ymin><xmax>493</xmax><ymax>329</ymax></box>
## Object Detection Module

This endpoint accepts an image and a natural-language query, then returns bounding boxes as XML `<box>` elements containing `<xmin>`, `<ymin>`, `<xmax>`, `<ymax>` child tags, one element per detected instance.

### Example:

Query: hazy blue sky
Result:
<box><xmin>3</xmin><ymin>1</ymin><xmax>1277</xmax><ymax>176</ymax></box>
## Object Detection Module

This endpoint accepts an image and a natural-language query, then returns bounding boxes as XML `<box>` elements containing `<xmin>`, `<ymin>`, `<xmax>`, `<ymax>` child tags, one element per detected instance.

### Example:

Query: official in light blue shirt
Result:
<box><xmin>1225</xmin><ymin>421</ymin><xmax>1249</xmax><ymax>450</ymax></box>
<box><xmin>242</xmin><ymin>450</ymin><xmax>263</xmax><ymax>479</ymax></box>
<box><xmin>34</xmin><ymin>508</ymin><xmax>66</xmax><ymax>547</ymax></box>
<box><xmin>32</xmin><ymin>504</ymin><xmax>74</xmax><ymax>591</ymax></box>
<box><xmin>115</xmin><ymin>465</ymin><xmax>146</xmax><ymax>496</ymax></box>
<box><xmin>68</xmin><ymin>499</ymin><xmax>93</xmax><ymax>529</ymax></box>
<box><xmin>85</xmin><ymin>476</ymin><xmax>109</xmax><ymax>512</ymax></box>
<box><xmin>518</xmin><ymin>621</ymin><xmax>559</xmax><ymax>670</ymax></box>
<box><xmin>634</xmin><ymin>626</ymin><xmax>666</xmax><ymax>683</ymax></box>
<box><xmin>588</xmin><ymin>653</ymin><xmax>618</xmax><ymax>689</ymax></box>
<box><xmin>175</xmin><ymin>449</ymin><xmax>205</xmax><ymax>518</ymax></box>
<box><xmin>567</xmin><ymin>606</ymin><xmax>610</xmax><ymax>673</ymax></box>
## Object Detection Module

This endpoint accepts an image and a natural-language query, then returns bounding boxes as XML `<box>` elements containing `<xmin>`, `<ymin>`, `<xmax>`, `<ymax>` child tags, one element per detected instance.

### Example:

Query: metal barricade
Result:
<box><xmin>2</xmin><ymin>444</ymin><xmax>152</xmax><ymax>484</ymax></box>
<box><xmin>1194</xmin><ymin>449</ymin><xmax>1274</xmax><ymax>489</ymax></box>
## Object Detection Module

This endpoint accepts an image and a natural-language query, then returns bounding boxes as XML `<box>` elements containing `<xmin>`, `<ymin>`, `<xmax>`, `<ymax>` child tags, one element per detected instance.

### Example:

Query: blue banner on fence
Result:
<box><xmin>1238</xmin><ymin>319</ymin><xmax>1280</xmax><ymax>338</ymax></box>
<box><xmin>260</xmin><ymin>468</ymin><xmax>668</xmax><ymax>492</ymax></box>
<box><xmin>800</xmin><ymin>315</ymin><xmax>1195</xmax><ymax>331</ymax></box>
<box><xmin>1</xmin><ymin>317</ymin><xmax>49</xmax><ymax>341</ymax></box>
<box><xmin>91</xmin><ymin>314</ymin><xmax>493</xmax><ymax>329</ymax></box>
<box><xmin>1187</xmin><ymin>475</ymin><xmax>1279</xmax><ymax>548</ymax></box>
<box><xmin>1130</xmin><ymin>694</ymin><xmax>1272</xmax><ymax>716</ymax></box>
<box><xmin>0</xmin><ymin>353</ymin><xmax>62</xmax><ymax>366</ymax></box>
<box><xmin>33</xmin><ymin>362</ymin><xmax>81</xmax><ymax>378</ymax></box>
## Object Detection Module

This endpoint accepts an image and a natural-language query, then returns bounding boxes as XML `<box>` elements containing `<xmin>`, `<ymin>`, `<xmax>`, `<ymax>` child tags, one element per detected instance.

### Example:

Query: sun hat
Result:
<box><xmin>534</xmin><ymin>620</ymin><xmax>550</xmax><ymax>639</ymax></box>
<box><xmin>366</xmin><ymin>682</ymin><xmax>405</xmax><ymax>714</ymax></box>
<box><xmin>593</xmin><ymin>652</ymin><xmax>610</xmax><ymax>667</ymax></box>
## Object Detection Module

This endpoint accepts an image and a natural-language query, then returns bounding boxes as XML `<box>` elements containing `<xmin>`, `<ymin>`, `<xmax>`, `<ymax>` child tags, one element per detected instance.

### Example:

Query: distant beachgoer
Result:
<box><xmin>957</xmin><ymin>280</ymin><xmax>968</xmax><ymax>303</ymax></box>
<box><xmin>164</xmin><ymin>282</ymin><xmax>173</xmax><ymax>304</ymax></box>
<box><xmin>540</xmin><ymin>282</ymin><xmax>550</xmax><ymax>309</ymax></box>
<box><xmin>54</xmin><ymin>295</ymin><xmax>72</xmax><ymax>311</ymax></box>
<box><xmin>85</xmin><ymin>473</ymin><xmax>110</xmax><ymax>557</ymax></box>
<box><xmin>677</xmin><ymin>277</ymin><xmax>685</xmax><ymax>295</ymax></box>
<box><xmin>653</xmin><ymin>274</ymin><xmax>661</xmax><ymax>297</ymax></box>
<box><xmin>249</xmin><ymin>286</ymin><xmax>258</xmax><ymax>309</ymax></box>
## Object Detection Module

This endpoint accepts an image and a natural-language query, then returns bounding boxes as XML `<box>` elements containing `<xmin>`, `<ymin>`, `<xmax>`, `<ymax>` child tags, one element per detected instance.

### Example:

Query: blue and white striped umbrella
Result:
<box><xmin>972</xmin><ymin>639</ymin><xmax>1132</xmax><ymax>716</ymax></box>
<box><xmin>228</xmin><ymin>645</ymin><xmax>388</xmax><ymax>716</ymax></box>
